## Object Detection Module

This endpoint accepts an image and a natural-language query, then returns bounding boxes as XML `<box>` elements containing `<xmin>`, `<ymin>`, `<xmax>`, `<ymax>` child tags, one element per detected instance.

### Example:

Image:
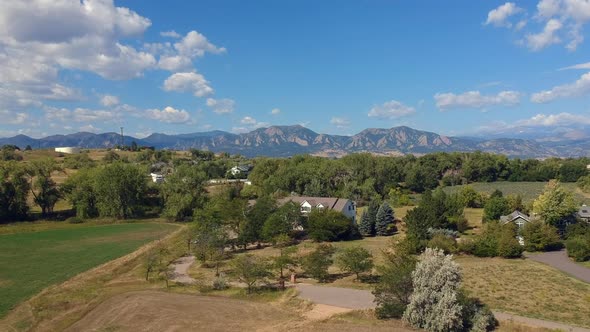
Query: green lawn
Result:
<box><xmin>443</xmin><ymin>181</ymin><xmax>589</xmax><ymax>204</ymax></box>
<box><xmin>0</xmin><ymin>222</ymin><xmax>177</xmax><ymax>318</ymax></box>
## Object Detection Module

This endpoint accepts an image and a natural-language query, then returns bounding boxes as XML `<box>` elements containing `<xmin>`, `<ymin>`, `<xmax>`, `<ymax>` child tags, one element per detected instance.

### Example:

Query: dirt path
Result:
<box><xmin>495</xmin><ymin>312</ymin><xmax>590</xmax><ymax>332</ymax></box>
<box><xmin>170</xmin><ymin>256</ymin><xmax>196</xmax><ymax>284</ymax></box>
<box><xmin>526</xmin><ymin>250</ymin><xmax>590</xmax><ymax>283</ymax></box>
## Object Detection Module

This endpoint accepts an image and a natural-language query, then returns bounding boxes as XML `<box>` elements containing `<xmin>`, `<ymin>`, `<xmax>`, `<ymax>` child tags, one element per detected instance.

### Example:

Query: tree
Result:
<box><xmin>483</xmin><ymin>195</ymin><xmax>510</xmax><ymax>222</ymax></box>
<box><xmin>161</xmin><ymin>164</ymin><xmax>207</xmax><ymax>221</ymax></box>
<box><xmin>466</xmin><ymin>222</ymin><xmax>523</xmax><ymax>258</ymax></box>
<box><xmin>565</xmin><ymin>234</ymin><xmax>590</xmax><ymax>262</ymax></box>
<box><xmin>577</xmin><ymin>175</ymin><xmax>590</xmax><ymax>193</ymax></box>
<box><xmin>307</xmin><ymin>209</ymin><xmax>360</xmax><ymax>242</ymax></box>
<box><xmin>0</xmin><ymin>161</ymin><xmax>30</xmax><ymax>222</ymax></box>
<box><xmin>130</xmin><ymin>141</ymin><xmax>138</xmax><ymax>152</ymax></box>
<box><xmin>272</xmin><ymin>244</ymin><xmax>298</xmax><ymax>289</ymax></box>
<box><xmin>262</xmin><ymin>201</ymin><xmax>300</xmax><ymax>242</ymax></box>
<box><xmin>533</xmin><ymin>180</ymin><xmax>578</xmax><ymax>231</ymax></box>
<box><xmin>62</xmin><ymin>168</ymin><xmax>99</xmax><ymax>219</ymax></box>
<box><xmin>403</xmin><ymin>248</ymin><xmax>463</xmax><ymax>332</ymax></box>
<box><xmin>375</xmin><ymin>202</ymin><xmax>395</xmax><ymax>236</ymax></box>
<box><xmin>93</xmin><ymin>163</ymin><xmax>147</xmax><ymax>218</ymax></box>
<box><xmin>24</xmin><ymin>145</ymin><xmax>32</xmax><ymax>151</ymax></box>
<box><xmin>301</xmin><ymin>244</ymin><xmax>335</xmax><ymax>282</ymax></box>
<box><xmin>102</xmin><ymin>150</ymin><xmax>120</xmax><ymax>162</ymax></box>
<box><xmin>458</xmin><ymin>186</ymin><xmax>482</xmax><ymax>208</ymax></box>
<box><xmin>192</xmin><ymin>222</ymin><xmax>227</xmax><ymax>274</ymax></box>
<box><xmin>239</xmin><ymin>196</ymin><xmax>277</xmax><ymax>247</ymax></box>
<box><xmin>27</xmin><ymin>159</ymin><xmax>62</xmax><ymax>216</ymax></box>
<box><xmin>230</xmin><ymin>254</ymin><xmax>271</xmax><ymax>293</ymax></box>
<box><xmin>374</xmin><ymin>239</ymin><xmax>417</xmax><ymax>319</ymax></box>
<box><xmin>335</xmin><ymin>247</ymin><xmax>374</xmax><ymax>280</ymax></box>
<box><xmin>521</xmin><ymin>221</ymin><xmax>562</xmax><ymax>252</ymax></box>
<box><xmin>358</xmin><ymin>211</ymin><xmax>375</xmax><ymax>237</ymax></box>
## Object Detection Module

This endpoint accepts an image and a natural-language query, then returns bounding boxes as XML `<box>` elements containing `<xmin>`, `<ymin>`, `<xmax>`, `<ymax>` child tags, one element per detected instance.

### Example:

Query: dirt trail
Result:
<box><xmin>526</xmin><ymin>250</ymin><xmax>590</xmax><ymax>283</ymax></box>
<box><xmin>170</xmin><ymin>256</ymin><xmax>196</xmax><ymax>284</ymax></box>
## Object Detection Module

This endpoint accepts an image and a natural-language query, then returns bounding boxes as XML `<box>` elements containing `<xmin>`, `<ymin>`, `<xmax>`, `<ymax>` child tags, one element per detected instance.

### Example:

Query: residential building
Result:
<box><xmin>277</xmin><ymin>196</ymin><xmax>357</xmax><ymax>223</ymax></box>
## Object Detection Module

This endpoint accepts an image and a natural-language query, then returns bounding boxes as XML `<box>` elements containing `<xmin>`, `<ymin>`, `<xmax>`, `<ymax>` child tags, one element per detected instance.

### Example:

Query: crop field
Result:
<box><xmin>443</xmin><ymin>181</ymin><xmax>589</xmax><ymax>203</ymax></box>
<box><xmin>0</xmin><ymin>222</ymin><xmax>177</xmax><ymax>318</ymax></box>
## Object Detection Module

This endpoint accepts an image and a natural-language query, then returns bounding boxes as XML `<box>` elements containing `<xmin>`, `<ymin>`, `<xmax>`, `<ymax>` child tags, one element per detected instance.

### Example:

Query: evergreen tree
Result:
<box><xmin>375</xmin><ymin>202</ymin><xmax>395</xmax><ymax>236</ymax></box>
<box><xmin>358</xmin><ymin>210</ymin><xmax>375</xmax><ymax>237</ymax></box>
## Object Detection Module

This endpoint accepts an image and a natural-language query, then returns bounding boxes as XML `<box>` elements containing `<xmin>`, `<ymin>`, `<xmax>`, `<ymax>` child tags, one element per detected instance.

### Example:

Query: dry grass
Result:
<box><xmin>463</xmin><ymin>208</ymin><xmax>484</xmax><ymax>236</ymax></box>
<box><xmin>458</xmin><ymin>256</ymin><xmax>590</xmax><ymax>328</ymax></box>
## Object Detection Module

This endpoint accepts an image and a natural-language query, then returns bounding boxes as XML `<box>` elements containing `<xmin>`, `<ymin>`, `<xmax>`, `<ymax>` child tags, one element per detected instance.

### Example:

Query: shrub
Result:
<box><xmin>427</xmin><ymin>234</ymin><xmax>457</xmax><ymax>254</ymax></box>
<box><xmin>496</xmin><ymin>231</ymin><xmax>524</xmax><ymax>258</ymax></box>
<box><xmin>307</xmin><ymin>209</ymin><xmax>360</xmax><ymax>242</ymax></box>
<box><xmin>301</xmin><ymin>244</ymin><xmax>335</xmax><ymax>282</ymax></box>
<box><xmin>467</xmin><ymin>222</ymin><xmax>522</xmax><ymax>258</ymax></box>
<box><xmin>428</xmin><ymin>228</ymin><xmax>459</xmax><ymax>239</ymax></box>
<box><xmin>212</xmin><ymin>275</ymin><xmax>229</xmax><ymax>290</ymax></box>
<box><xmin>66</xmin><ymin>216</ymin><xmax>84</xmax><ymax>224</ymax></box>
<box><xmin>565</xmin><ymin>235</ymin><xmax>590</xmax><ymax>262</ymax></box>
<box><xmin>459</xmin><ymin>294</ymin><xmax>497</xmax><ymax>332</ymax></box>
<box><xmin>521</xmin><ymin>221</ymin><xmax>563</xmax><ymax>252</ymax></box>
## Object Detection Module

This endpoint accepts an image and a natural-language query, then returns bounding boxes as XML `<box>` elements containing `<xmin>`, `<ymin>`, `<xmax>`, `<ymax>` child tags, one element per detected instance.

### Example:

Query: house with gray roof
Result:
<box><xmin>277</xmin><ymin>196</ymin><xmax>357</xmax><ymax>224</ymax></box>
<box><xmin>500</xmin><ymin>210</ymin><xmax>531</xmax><ymax>229</ymax></box>
<box><xmin>577</xmin><ymin>205</ymin><xmax>590</xmax><ymax>222</ymax></box>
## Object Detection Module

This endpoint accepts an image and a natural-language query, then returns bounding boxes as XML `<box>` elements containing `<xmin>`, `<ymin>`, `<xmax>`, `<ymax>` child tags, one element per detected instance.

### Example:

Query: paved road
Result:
<box><xmin>296</xmin><ymin>284</ymin><xmax>590</xmax><ymax>331</ymax></box>
<box><xmin>526</xmin><ymin>250</ymin><xmax>590</xmax><ymax>283</ymax></box>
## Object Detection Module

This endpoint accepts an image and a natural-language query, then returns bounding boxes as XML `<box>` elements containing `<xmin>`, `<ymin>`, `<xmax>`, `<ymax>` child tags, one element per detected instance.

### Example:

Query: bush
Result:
<box><xmin>66</xmin><ymin>216</ymin><xmax>84</xmax><ymax>224</ymax></box>
<box><xmin>496</xmin><ymin>231</ymin><xmax>524</xmax><ymax>258</ymax></box>
<box><xmin>213</xmin><ymin>275</ymin><xmax>229</xmax><ymax>290</ymax></box>
<box><xmin>521</xmin><ymin>221</ymin><xmax>563</xmax><ymax>252</ymax></box>
<box><xmin>427</xmin><ymin>234</ymin><xmax>457</xmax><ymax>254</ymax></box>
<box><xmin>307</xmin><ymin>209</ymin><xmax>360</xmax><ymax>242</ymax></box>
<box><xmin>467</xmin><ymin>222</ymin><xmax>522</xmax><ymax>258</ymax></box>
<box><xmin>565</xmin><ymin>235</ymin><xmax>590</xmax><ymax>262</ymax></box>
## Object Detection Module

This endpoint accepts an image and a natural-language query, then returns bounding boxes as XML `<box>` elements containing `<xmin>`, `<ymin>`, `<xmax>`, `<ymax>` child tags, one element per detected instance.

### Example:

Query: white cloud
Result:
<box><xmin>330</xmin><ymin>117</ymin><xmax>350</xmax><ymax>128</ymax></box>
<box><xmin>240</xmin><ymin>116</ymin><xmax>257</xmax><ymax>125</ymax></box>
<box><xmin>174</xmin><ymin>31</ymin><xmax>226</xmax><ymax>58</ymax></box>
<box><xmin>531</xmin><ymin>71</ymin><xmax>590</xmax><ymax>102</ymax></box>
<box><xmin>561</xmin><ymin>61</ymin><xmax>590</xmax><ymax>70</ymax></box>
<box><xmin>434</xmin><ymin>90</ymin><xmax>521</xmax><ymax>110</ymax></box>
<box><xmin>368</xmin><ymin>100</ymin><xmax>416</xmax><ymax>119</ymax></box>
<box><xmin>160</xmin><ymin>30</ymin><xmax>181</xmax><ymax>38</ymax></box>
<box><xmin>485</xmin><ymin>3</ymin><xmax>523</xmax><ymax>27</ymax></box>
<box><xmin>271</xmin><ymin>108</ymin><xmax>281</xmax><ymax>115</ymax></box>
<box><xmin>44</xmin><ymin>106</ymin><xmax>117</xmax><ymax>123</ymax></box>
<box><xmin>234</xmin><ymin>116</ymin><xmax>269</xmax><ymax>133</ymax></box>
<box><xmin>0</xmin><ymin>110</ymin><xmax>28</xmax><ymax>124</ymax></box>
<box><xmin>79</xmin><ymin>124</ymin><xmax>101</xmax><ymax>133</ymax></box>
<box><xmin>525</xmin><ymin>19</ymin><xmax>563</xmax><ymax>51</ymax></box>
<box><xmin>158</xmin><ymin>55</ymin><xmax>192</xmax><ymax>71</ymax></box>
<box><xmin>516</xmin><ymin>112</ymin><xmax>590</xmax><ymax>126</ymax></box>
<box><xmin>145</xmin><ymin>106</ymin><xmax>191</xmax><ymax>124</ymax></box>
<box><xmin>100</xmin><ymin>94</ymin><xmax>120</xmax><ymax>107</ymax></box>
<box><xmin>206</xmin><ymin>98</ymin><xmax>235</xmax><ymax>114</ymax></box>
<box><xmin>163</xmin><ymin>72</ymin><xmax>214</xmax><ymax>97</ymax></box>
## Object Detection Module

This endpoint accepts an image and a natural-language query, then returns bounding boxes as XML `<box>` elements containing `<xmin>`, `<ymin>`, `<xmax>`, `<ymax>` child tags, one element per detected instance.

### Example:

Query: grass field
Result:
<box><xmin>0</xmin><ymin>222</ymin><xmax>177</xmax><ymax>318</ymax></box>
<box><xmin>443</xmin><ymin>181</ymin><xmax>589</xmax><ymax>204</ymax></box>
<box><xmin>459</xmin><ymin>256</ymin><xmax>590</xmax><ymax>328</ymax></box>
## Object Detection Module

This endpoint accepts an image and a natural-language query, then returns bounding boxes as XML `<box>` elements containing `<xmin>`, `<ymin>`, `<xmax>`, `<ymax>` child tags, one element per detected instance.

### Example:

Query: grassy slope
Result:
<box><xmin>0</xmin><ymin>222</ymin><xmax>177</xmax><ymax>318</ymax></box>
<box><xmin>443</xmin><ymin>181</ymin><xmax>589</xmax><ymax>204</ymax></box>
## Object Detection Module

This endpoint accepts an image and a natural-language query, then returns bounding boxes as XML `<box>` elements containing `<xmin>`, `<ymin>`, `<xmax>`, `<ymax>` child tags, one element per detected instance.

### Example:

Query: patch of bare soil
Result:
<box><xmin>65</xmin><ymin>291</ymin><xmax>298</xmax><ymax>332</ymax></box>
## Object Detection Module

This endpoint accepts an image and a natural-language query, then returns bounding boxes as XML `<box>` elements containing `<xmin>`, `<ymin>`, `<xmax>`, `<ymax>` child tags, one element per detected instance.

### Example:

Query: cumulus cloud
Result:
<box><xmin>79</xmin><ymin>124</ymin><xmax>101</xmax><ymax>133</ymax></box>
<box><xmin>271</xmin><ymin>108</ymin><xmax>281</xmax><ymax>115</ymax></box>
<box><xmin>100</xmin><ymin>94</ymin><xmax>120</xmax><ymax>107</ymax></box>
<box><xmin>158</xmin><ymin>55</ymin><xmax>192</xmax><ymax>71</ymax></box>
<box><xmin>330</xmin><ymin>117</ymin><xmax>350</xmax><ymax>128</ymax></box>
<box><xmin>485</xmin><ymin>2</ymin><xmax>523</xmax><ymax>27</ymax></box>
<box><xmin>145</xmin><ymin>106</ymin><xmax>191</xmax><ymax>124</ymax></box>
<box><xmin>240</xmin><ymin>116</ymin><xmax>257</xmax><ymax>125</ymax></box>
<box><xmin>0</xmin><ymin>110</ymin><xmax>28</xmax><ymax>124</ymax></box>
<box><xmin>232</xmin><ymin>116</ymin><xmax>269</xmax><ymax>133</ymax></box>
<box><xmin>160</xmin><ymin>30</ymin><xmax>181</xmax><ymax>38</ymax></box>
<box><xmin>515</xmin><ymin>112</ymin><xmax>590</xmax><ymax>126</ymax></box>
<box><xmin>174</xmin><ymin>31</ymin><xmax>226</xmax><ymax>58</ymax></box>
<box><xmin>531</xmin><ymin>71</ymin><xmax>590</xmax><ymax>102</ymax></box>
<box><xmin>368</xmin><ymin>100</ymin><xmax>416</xmax><ymax>119</ymax></box>
<box><xmin>206</xmin><ymin>98</ymin><xmax>235</xmax><ymax>114</ymax></box>
<box><xmin>163</xmin><ymin>72</ymin><xmax>214</xmax><ymax>97</ymax></box>
<box><xmin>525</xmin><ymin>19</ymin><xmax>563</xmax><ymax>51</ymax></box>
<box><xmin>434</xmin><ymin>90</ymin><xmax>521</xmax><ymax>110</ymax></box>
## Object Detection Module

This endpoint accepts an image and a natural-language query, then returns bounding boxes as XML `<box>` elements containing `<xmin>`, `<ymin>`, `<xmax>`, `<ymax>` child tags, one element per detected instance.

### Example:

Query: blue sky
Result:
<box><xmin>1</xmin><ymin>0</ymin><xmax>590</xmax><ymax>138</ymax></box>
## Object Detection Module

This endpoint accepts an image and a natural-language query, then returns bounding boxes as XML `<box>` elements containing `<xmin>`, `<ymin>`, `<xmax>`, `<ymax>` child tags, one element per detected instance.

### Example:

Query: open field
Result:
<box><xmin>443</xmin><ymin>181</ymin><xmax>589</xmax><ymax>204</ymax></box>
<box><xmin>459</xmin><ymin>256</ymin><xmax>590</xmax><ymax>328</ymax></box>
<box><xmin>0</xmin><ymin>222</ymin><xmax>178</xmax><ymax>318</ymax></box>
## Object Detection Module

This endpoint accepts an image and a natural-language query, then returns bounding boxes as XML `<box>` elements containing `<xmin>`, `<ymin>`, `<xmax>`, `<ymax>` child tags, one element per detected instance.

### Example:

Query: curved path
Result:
<box><xmin>525</xmin><ymin>250</ymin><xmax>590</xmax><ymax>283</ymax></box>
<box><xmin>170</xmin><ymin>255</ymin><xmax>197</xmax><ymax>284</ymax></box>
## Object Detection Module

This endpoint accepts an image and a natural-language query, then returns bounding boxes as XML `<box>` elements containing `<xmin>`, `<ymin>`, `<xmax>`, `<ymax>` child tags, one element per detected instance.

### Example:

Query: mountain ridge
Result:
<box><xmin>1</xmin><ymin>125</ymin><xmax>587</xmax><ymax>158</ymax></box>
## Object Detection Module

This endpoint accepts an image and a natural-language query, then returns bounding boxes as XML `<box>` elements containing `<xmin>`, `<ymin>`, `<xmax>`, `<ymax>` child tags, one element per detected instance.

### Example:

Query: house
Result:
<box><xmin>277</xmin><ymin>196</ymin><xmax>357</xmax><ymax>223</ymax></box>
<box><xmin>577</xmin><ymin>205</ymin><xmax>590</xmax><ymax>222</ymax></box>
<box><xmin>500</xmin><ymin>210</ymin><xmax>531</xmax><ymax>229</ymax></box>
<box><xmin>230</xmin><ymin>165</ymin><xmax>252</xmax><ymax>177</ymax></box>
<box><xmin>150</xmin><ymin>173</ymin><xmax>164</xmax><ymax>183</ymax></box>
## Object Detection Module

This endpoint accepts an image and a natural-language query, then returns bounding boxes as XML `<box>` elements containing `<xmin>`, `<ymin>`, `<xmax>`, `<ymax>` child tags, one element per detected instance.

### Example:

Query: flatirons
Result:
<box><xmin>0</xmin><ymin>125</ymin><xmax>586</xmax><ymax>158</ymax></box>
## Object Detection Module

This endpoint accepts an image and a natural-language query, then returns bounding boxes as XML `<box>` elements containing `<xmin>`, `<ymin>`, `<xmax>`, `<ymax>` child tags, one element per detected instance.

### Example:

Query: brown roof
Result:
<box><xmin>277</xmin><ymin>196</ymin><xmax>350</xmax><ymax>212</ymax></box>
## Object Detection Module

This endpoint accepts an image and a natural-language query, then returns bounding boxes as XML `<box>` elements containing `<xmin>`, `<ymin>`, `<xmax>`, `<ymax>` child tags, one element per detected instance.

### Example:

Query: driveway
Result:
<box><xmin>526</xmin><ymin>250</ymin><xmax>590</xmax><ymax>283</ymax></box>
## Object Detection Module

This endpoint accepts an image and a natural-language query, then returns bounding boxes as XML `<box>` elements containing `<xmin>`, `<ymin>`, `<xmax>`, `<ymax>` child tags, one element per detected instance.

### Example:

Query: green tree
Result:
<box><xmin>93</xmin><ymin>163</ymin><xmax>147</xmax><ymax>218</ymax></box>
<box><xmin>262</xmin><ymin>201</ymin><xmax>300</xmax><ymax>242</ymax></box>
<box><xmin>62</xmin><ymin>168</ymin><xmax>99</xmax><ymax>219</ymax></box>
<box><xmin>521</xmin><ymin>221</ymin><xmax>562</xmax><ymax>252</ymax></box>
<box><xmin>577</xmin><ymin>175</ymin><xmax>590</xmax><ymax>193</ymax></box>
<box><xmin>307</xmin><ymin>209</ymin><xmax>360</xmax><ymax>242</ymax></box>
<box><xmin>532</xmin><ymin>180</ymin><xmax>578</xmax><ymax>230</ymax></box>
<box><xmin>335</xmin><ymin>246</ymin><xmax>373</xmax><ymax>280</ymax></box>
<box><xmin>301</xmin><ymin>244</ymin><xmax>335</xmax><ymax>282</ymax></box>
<box><xmin>458</xmin><ymin>186</ymin><xmax>482</xmax><ymax>208</ymax></box>
<box><xmin>161</xmin><ymin>164</ymin><xmax>207</xmax><ymax>221</ymax></box>
<box><xmin>483</xmin><ymin>195</ymin><xmax>510</xmax><ymax>222</ymax></box>
<box><xmin>358</xmin><ymin>210</ymin><xmax>375</xmax><ymax>237</ymax></box>
<box><xmin>230</xmin><ymin>254</ymin><xmax>271</xmax><ymax>293</ymax></box>
<box><xmin>24</xmin><ymin>145</ymin><xmax>32</xmax><ymax>151</ymax></box>
<box><xmin>374</xmin><ymin>239</ymin><xmax>417</xmax><ymax>319</ymax></box>
<box><xmin>239</xmin><ymin>195</ymin><xmax>277</xmax><ymax>247</ymax></box>
<box><xmin>27</xmin><ymin>159</ymin><xmax>62</xmax><ymax>216</ymax></box>
<box><xmin>375</xmin><ymin>202</ymin><xmax>395</xmax><ymax>236</ymax></box>
<box><xmin>272</xmin><ymin>244</ymin><xmax>298</xmax><ymax>289</ymax></box>
<box><xmin>102</xmin><ymin>150</ymin><xmax>120</xmax><ymax>163</ymax></box>
<box><xmin>565</xmin><ymin>234</ymin><xmax>590</xmax><ymax>262</ymax></box>
<box><xmin>403</xmin><ymin>248</ymin><xmax>463</xmax><ymax>332</ymax></box>
<box><xmin>0</xmin><ymin>161</ymin><xmax>30</xmax><ymax>222</ymax></box>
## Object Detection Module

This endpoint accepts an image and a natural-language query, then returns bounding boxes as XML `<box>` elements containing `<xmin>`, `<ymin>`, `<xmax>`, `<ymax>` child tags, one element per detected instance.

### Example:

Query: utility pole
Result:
<box><xmin>120</xmin><ymin>127</ymin><xmax>124</xmax><ymax>148</ymax></box>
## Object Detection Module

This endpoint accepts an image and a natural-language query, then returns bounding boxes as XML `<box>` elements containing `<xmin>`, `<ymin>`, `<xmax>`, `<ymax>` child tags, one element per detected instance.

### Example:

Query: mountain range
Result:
<box><xmin>1</xmin><ymin>125</ymin><xmax>588</xmax><ymax>158</ymax></box>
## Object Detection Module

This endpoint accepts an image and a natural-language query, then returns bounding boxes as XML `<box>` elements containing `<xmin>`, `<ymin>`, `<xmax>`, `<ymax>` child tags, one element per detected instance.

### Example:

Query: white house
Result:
<box><xmin>230</xmin><ymin>165</ymin><xmax>252</xmax><ymax>177</ymax></box>
<box><xmin>277</xmin><ymin>196</ymin><xmax>357</xmax><ymax>223</ymax></box>
<box><xmin>150</xmin><ymin>173</ymin><xmax>164</xmax><ymax>183</ymax></box>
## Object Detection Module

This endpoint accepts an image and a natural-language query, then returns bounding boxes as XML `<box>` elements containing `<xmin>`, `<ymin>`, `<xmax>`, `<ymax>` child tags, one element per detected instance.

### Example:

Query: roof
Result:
<box><xmin>578</xmin><ymin>205</ymin><xmax>590</xmax><ymax>218</ymax></box>
<box><xmin>500</xmin><ymin>210</ymin><xmax>531</xmax><ymax>224</ymax></box>
<box><xmin>277</xmin><ymin>196</ymin><xmax>351</xmax><ymax>212</ymax></box>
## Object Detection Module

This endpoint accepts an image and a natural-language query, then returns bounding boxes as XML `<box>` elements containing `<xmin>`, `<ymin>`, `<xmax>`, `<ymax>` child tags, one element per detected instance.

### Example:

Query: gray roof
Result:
<box><xmin>277</xmin><ymin>196</ymin><xmax>351</xmax><ymax>213</ymax></box>
<box><xmin>578</xmin><ymin>205</ymin><xmax>590</xmax><ymax>218</ymax></box>
<box><xmin>500</xmin><ymin>210</ymin><xmax>531</xmax><ymax>224</ymax></box>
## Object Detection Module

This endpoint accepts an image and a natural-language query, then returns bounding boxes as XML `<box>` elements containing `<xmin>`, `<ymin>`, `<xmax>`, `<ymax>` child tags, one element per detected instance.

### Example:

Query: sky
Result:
<box><xmin>1</xmin><ymin>0</ymin><xmax>590</xmax><ymax>139</ymax></box>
